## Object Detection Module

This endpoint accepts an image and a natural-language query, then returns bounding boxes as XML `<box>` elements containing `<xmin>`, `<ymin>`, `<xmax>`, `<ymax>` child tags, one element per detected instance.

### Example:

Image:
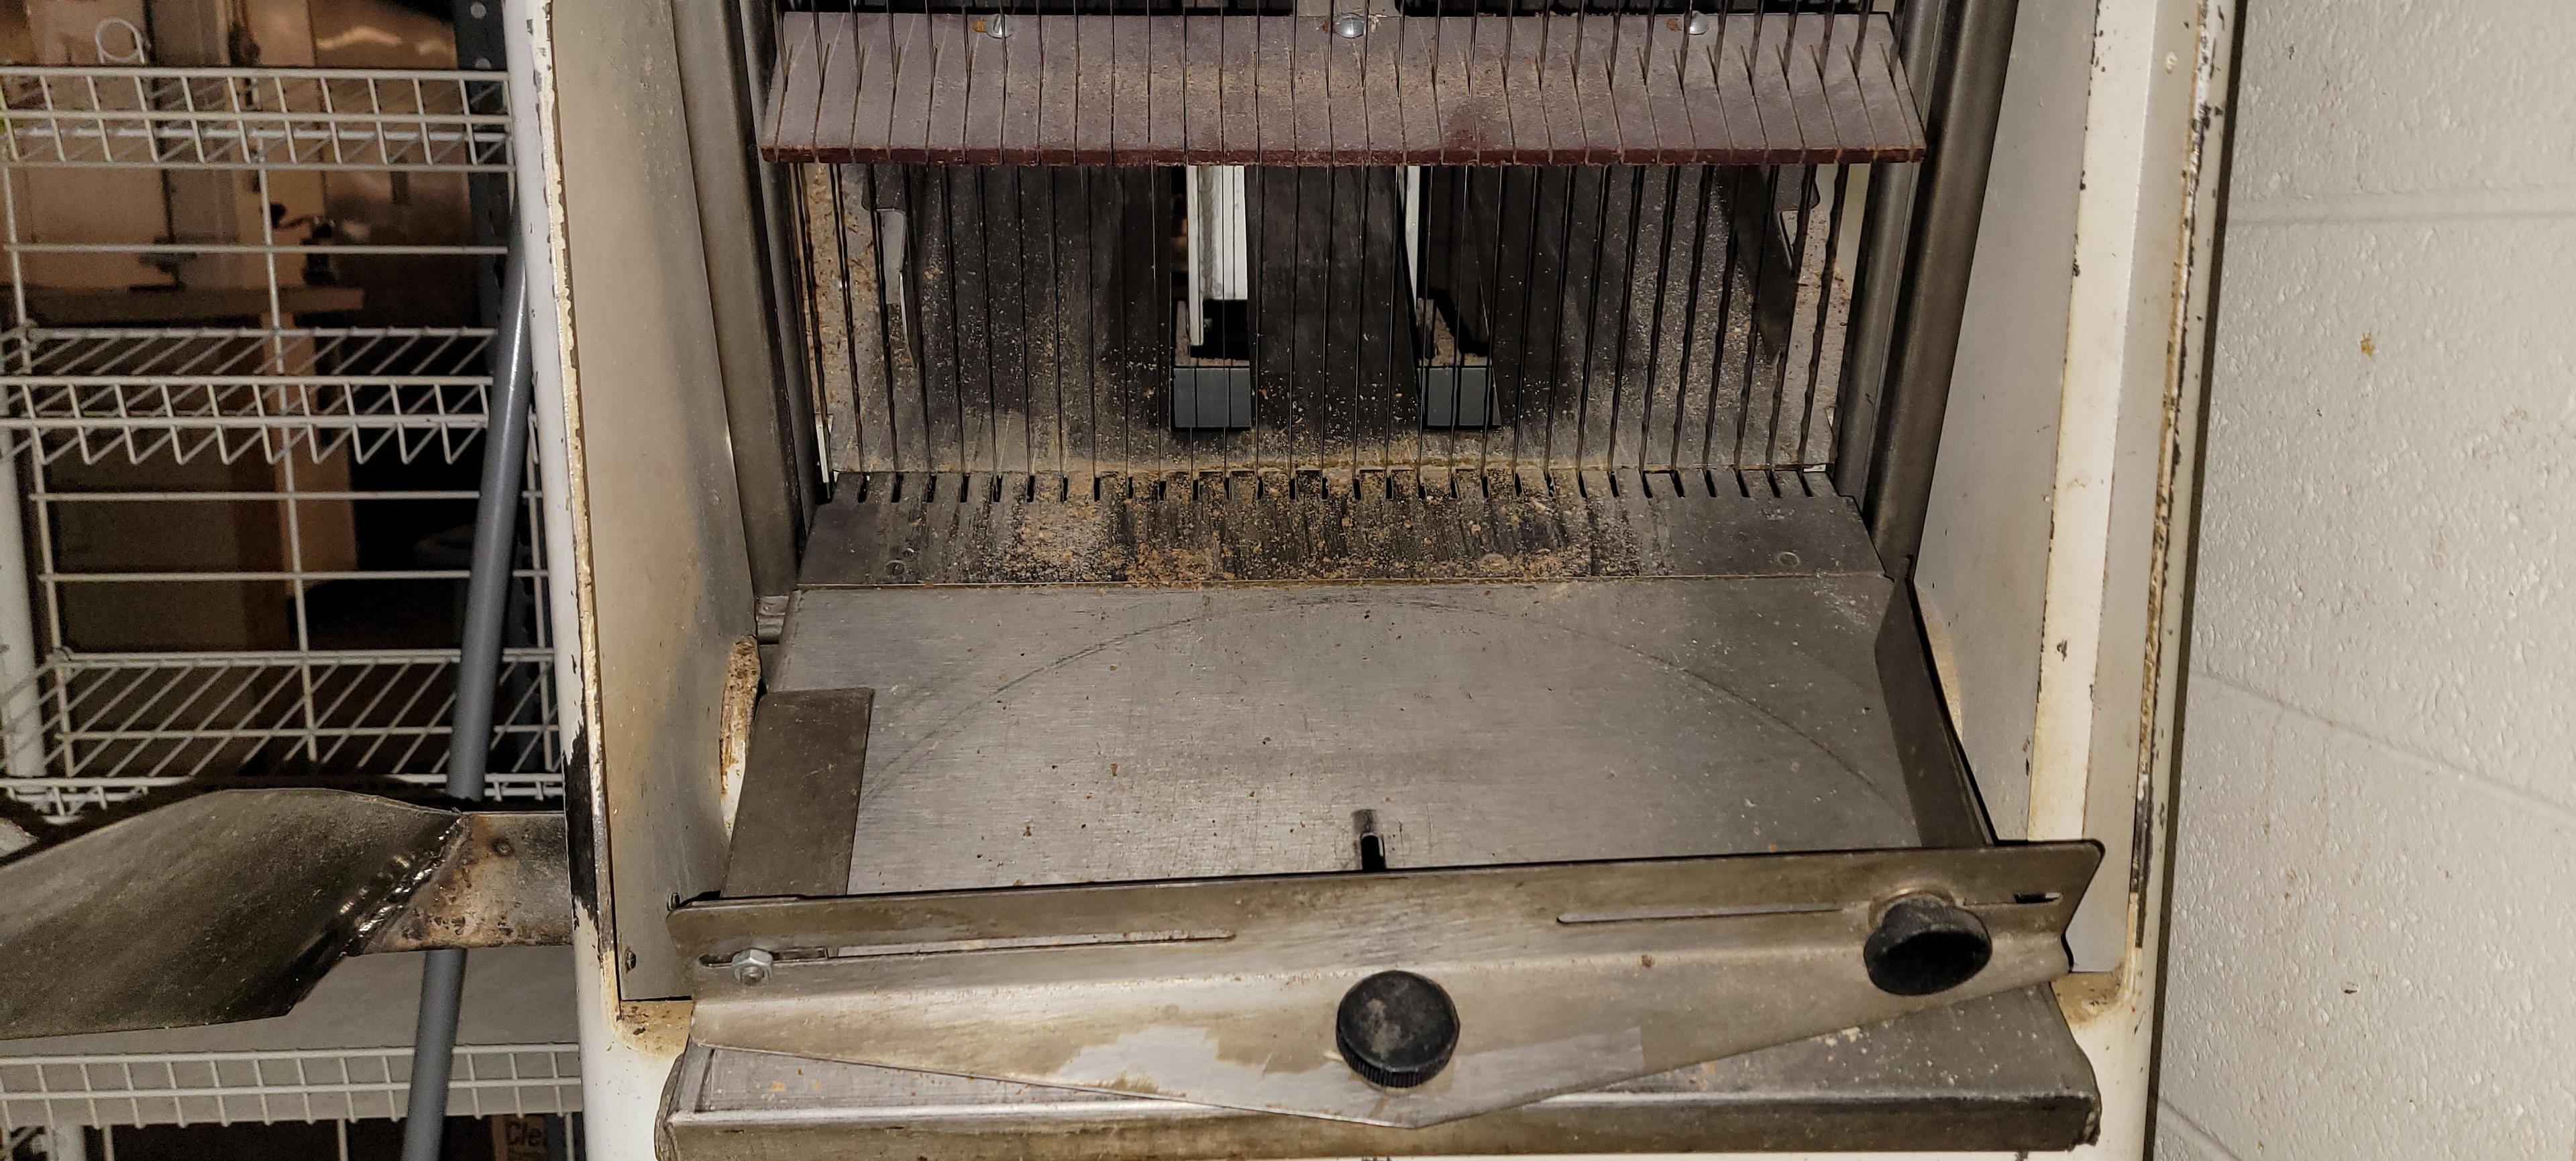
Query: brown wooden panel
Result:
<box><xmin>961</xmin><ymin>17</ymin><xmax>1006</xmax><ymax>164</ymax></box>
<box><xmin>1146</xmin><ymin>17</ymin><xmax>1184</xmax><ymax>164</ymax></box>
<box><xmin>1394</xmin><ymin>17</ymin><xmax>1441</xmax><ymax>161</ymax></box>
<box><xmin>1000</xmin><ymin>14</ymin><xmax>1042</xmax><ymax>160</ymax></box>
<box><xmin>886</xmin><ymin>15</ymin><xmax>936</xmax><ymax>164</ymax></box>
<box><xmin>1361</xmin><ymin>15</ymin><xmax>1401</xmax><ymax>164</ymax></box>
<box><xmin>1484</xmin><ymin>16</ymin><xmax>1534</xmax><ymax>164</ymax></box>
<box><xmin>1182</xmin><ymin>15</ymin><xmax>1222</xmax><ymax>164</ymax></box>
<box><xmin>1709</xmin><ymin>24</ymin><xmax>1769</xmax><ymax>157</ymax></box>
<box><xmin>1110</xmin><ymin>13</ymin><xmax>1149</xmax><ymax>164</ymax></box>
<box><xmin>1075</xmin><ymin>15</ymin><xmax>1114</xmax><ymax>162</ymax></box>
<box><xmin>768</xmin><ymin>13</ymin><xmax>824</xmax><ymax>158</ymax></box>
<box><xmin>1325</xmin><ymin>17</ymin><xmax>1367</xmax><ymax>164</ymax></box>
<box><xmin>1667</xmin><ymin>27</ymin><xmax>1723</xmax><ymax>158</ymax></box>
<box><xmin>924</xmin><ymin>16</ymin><xmax>971</xmax><ymax>161</ymax></box>
<box><xmin>1220</xmin><ymin>15</ymin><xmax>1258</xmax><ymax>162</ymax></box>
<box><xmin>1851</xmin><ymin>17</ymin><xmax>1923</xmax><ymax>159</ymax></box>
<box><xmin>852</xmin><ymin>15</ymin><xmax>899</xmax><ymax>158</ymax></box>
<box><xmin>1571</xmin><ymin>17</ymin><xmax>1627</xmax><ymax>165</ymax></box>
<box><xmin>1813</xmin><ymin>26</ymin><xmax>1876</xmax><ymax>162</ymax></box>
<box><xmin>814</xmin><ymin>11</ymin><xmax>861</xmax><ymax>162</ymax></box>
<box><xmin>1778</xmin><ymin>16</ymin><xmax>1839</xmax><ymax>158</ymax></box>
<box><xmin>1289</xmin><ymin>13</ymin><xmax>1332</xmax><ymax>164</ymax></box>
<box><xmin>757</xmin><ymin>13</ymin><xmax>1924</xmax><ymax>166</ymax></box>
<box><xmin>1597</xmin><ymin>18</ymin><xmax>1662</xmax><ymax>166</ymax></box>
<box><xmin>1739</xmin><ymin>15</ymin><xmax>1802</xmax><ymax>161</ymax></box>
<box><xmin>1536</xmin><ymin>19</ymin><xmax>1585</xmax><ymax>165</ymax></box>
<box><xmin>1255</xmin><ymin>15</ymin><xmax>1293</xmax><ymax>162</ymax></box>
<box><xmin>1638</xmin><ymin>17</ymin><xmax>1699</xmax><ymax>164</ymax></box>
<box><xmin>1036</xmin><ymin>15</ymin><xmax>1079</xmax><ymax>166</ymax></box>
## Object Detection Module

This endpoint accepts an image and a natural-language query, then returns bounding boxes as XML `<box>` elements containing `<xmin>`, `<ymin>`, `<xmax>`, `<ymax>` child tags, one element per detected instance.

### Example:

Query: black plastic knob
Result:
<box><xmin>1334</xmin><ymin>971</ymin><xmax>1458</xmax><ymax>1089</ymax></box>
<box><xmin>1862</xmin><ymin>894</ymin><xmax>1993</xmax><ymax>997</ymax></box>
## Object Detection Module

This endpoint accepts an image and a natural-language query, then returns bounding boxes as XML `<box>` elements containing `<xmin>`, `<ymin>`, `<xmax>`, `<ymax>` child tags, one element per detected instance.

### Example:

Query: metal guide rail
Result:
<box><xmin>675</xmin><ymin>838</ymin><xmax>2100</xmax><ymax>1127</ymax></box>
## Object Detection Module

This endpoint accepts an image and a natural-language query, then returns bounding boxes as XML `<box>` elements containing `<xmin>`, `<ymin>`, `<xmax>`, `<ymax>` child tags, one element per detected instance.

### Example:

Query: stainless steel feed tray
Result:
<box><xmin>771</xmin><ymin>576</ymin><xmax>1949</xmax><ymax>885</ymax></box>
<box><xmin>657</xmin><ymin>474</ymin><xmax>2102</xmax><ymax>1158</ymax></box>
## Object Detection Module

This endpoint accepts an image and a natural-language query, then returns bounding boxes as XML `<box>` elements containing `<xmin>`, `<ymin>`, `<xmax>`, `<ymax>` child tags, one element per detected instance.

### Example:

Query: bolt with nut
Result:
<box><xmin>728</xmin><ymin>948</ymin><xmax>777</xmax><ymax>986</ymax></box>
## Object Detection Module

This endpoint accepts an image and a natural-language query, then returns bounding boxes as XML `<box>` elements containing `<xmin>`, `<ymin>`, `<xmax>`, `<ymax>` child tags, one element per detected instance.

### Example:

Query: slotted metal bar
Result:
<box><xmin>764</xmin><ymin>12</ymin><xmax>1923</xmax><ymax>167</ymax></box>
<box><xmin>763</xmin><ymin>5</ymin><xmax>1899</xmax><ymax>516</ymax></box>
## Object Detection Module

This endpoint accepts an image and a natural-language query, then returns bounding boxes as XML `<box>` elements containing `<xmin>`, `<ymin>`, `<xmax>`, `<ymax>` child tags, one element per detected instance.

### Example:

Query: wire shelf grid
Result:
<box><xmin>0</xmin><ymin>650</ymin><xmax>562</xmax><ymax>820</ymax></box>
<box><xmin>0</xmin><ymin>66</ymin><xmax>511</xmax><ymax>172</ymax></box>
<box><xmin>0</xmin><ymin>327</ymin><xmax>493</xmax><ymax>466</ymax></box>
<box><xmin>0</xmin><ymin>1044</ymin><xmax>579</xmax><ymax>1129</ymax></box>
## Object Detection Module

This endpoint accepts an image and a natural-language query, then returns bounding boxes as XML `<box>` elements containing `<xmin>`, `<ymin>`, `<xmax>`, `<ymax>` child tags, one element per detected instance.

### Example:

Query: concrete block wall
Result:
<box><xmin>2155</xmin><ymin>3</ymin><xmax>2576</xmax><ymax>1158</ymax></box>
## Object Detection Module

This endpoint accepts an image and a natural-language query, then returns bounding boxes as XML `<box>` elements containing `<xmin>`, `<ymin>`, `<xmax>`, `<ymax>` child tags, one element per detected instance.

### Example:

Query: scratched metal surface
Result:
<box><xmin>769</xmin><ymin>573</ymin><xmax>1936</xmax><ymax>895</ymax></box>
<box><xmin>663</xmin><ymin>988</ymin><xmax>2099</xmax><ymax>1158</ymax></box>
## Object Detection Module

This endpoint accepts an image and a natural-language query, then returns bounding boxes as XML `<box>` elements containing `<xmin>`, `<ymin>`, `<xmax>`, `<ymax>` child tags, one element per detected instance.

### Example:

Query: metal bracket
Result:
<box><xmin>722</xmin><ymin>687</ymin><xmax>873</xmax><ymax>897</ymax></box>
<box><xmin>363</xmin><ymin>809</ymin><xmax>573</xmax><ymax>954</ymax></box>
<box><xmin>0</xmin><ymin>789</ymin><xmax>570</xmax><ymax>1040</ymax></box>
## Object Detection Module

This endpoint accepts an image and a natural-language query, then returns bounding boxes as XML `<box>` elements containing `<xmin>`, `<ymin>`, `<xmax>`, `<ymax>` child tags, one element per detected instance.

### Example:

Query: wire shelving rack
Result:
<box><xmin>0</xmin><ymin>61</ymin><xmax>576</xmax><ymax>1127</ymax></box>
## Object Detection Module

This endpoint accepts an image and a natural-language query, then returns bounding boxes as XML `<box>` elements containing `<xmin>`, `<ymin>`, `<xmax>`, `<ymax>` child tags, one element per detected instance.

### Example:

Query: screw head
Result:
<box><xmin>978</xmin><ymin>13</ymin><xmax>1012</xmax><ymax>38</ymax></box>
<box><xmin>729</xmin><ymin>948</ymin><xmax>777</xmax><ymax>986</ymax></box>
<box><xmin>1684</xmin><ymin>11</ymin><xmax>1713</xmax><ymax>35</ymax></box>
<box><xmin>1332</xmin><ymin>12</ymin><xmax>1368</xmax><ymax>38</ymax></box>
<box><xmin>1334</xmin><ymin>970</ymin><xmax>1458</xmax><ymax>1089</ymax></box>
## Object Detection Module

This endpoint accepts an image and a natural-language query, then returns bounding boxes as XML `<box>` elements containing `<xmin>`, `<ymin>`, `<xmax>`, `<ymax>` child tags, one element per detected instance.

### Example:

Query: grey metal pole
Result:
<box><xmin>1860</xmin><ymin>0</ymin><xmax>2022</xmax><ymax>578</ymax></box>
<box><xmin>1828</xmin><ymin>0</ymin><xmax>1953</xmax><ymax>500</ymax></box>
<box><xmin>400</xmin><ymin>252</ymin><xmax>535</xmax><ymax>1161</ymax></box>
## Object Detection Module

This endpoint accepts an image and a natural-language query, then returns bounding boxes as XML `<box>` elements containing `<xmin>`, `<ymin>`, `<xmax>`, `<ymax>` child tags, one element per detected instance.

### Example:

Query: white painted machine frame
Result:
<box><xmin>498</xmin><ymin>0</ymin><xmax>2243</xmax><ymax>1154</ymax></box>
